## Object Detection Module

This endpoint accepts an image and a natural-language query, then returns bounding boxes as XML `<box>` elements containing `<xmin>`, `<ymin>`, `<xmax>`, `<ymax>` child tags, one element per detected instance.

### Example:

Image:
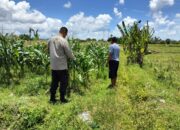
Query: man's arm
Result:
<box><xmin>47</xmin><ymin>40</ymin><xmax>50</xmax><ymax>54</ymax></box>
<box><xmin>108</xmin><ymin>53</ymin><xmax>112</xmax><ymax>61</ymax></box>
<box><xmin>63</xmin><ymin>41</ymin><xmax>75</xmax><ymax>60</ymax></box>
<box><xmin>107</xmin><ymin>45</ymin><xmax>113</xmax><ymax>66</ymax></box>
<box><xmin>108</xmin><ymin>45</ymin><xmax>113</xmax><ymax>61</ymax></box>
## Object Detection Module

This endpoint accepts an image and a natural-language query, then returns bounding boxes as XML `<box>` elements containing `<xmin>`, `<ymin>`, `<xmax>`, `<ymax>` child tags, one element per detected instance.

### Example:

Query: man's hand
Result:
<box><xmin>106</xmin><ymin>53</ymin><xmax>112</xmax><ymax>67</ymax></box>
<box><xmin>106</xmin><ymin>61</ymin><xmax>109</xmax><ymax>67</ymax></box>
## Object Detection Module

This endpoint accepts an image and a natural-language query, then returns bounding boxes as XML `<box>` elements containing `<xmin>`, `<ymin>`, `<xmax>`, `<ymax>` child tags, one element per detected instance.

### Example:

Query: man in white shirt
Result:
<box><xmin>48</xmin><ymin>27</ymin><xmax>75</xmax><ymax>103</ymax></box>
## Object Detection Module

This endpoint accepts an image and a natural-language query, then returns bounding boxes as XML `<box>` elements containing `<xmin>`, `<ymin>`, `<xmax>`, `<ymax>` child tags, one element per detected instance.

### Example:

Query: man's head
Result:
<box><xmin>59</xmin><ymin>27</ymin><xmax>68</xmax><ymax>38</ymax></box>
<box><xmin>111</xmin><ymin>37</ymin><xmax>118</xmax><ymax>44</ymax></box>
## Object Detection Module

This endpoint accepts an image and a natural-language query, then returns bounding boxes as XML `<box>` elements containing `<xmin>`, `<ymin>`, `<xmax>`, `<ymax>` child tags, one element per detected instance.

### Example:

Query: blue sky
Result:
<box><xmin>1</xmin><ymin>0</ymin><xmax>180</xmax><ymax>40</ymax></box>
<box><xmin>14</xmin><ymin>0</ymin><xmax>150</xmax><ymax>25</ymax></box>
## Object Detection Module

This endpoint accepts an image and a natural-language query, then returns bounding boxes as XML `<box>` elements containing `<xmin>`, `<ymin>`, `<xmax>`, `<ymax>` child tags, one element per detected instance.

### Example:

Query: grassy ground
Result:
<box><xmin>0</xmin><ymin>44</ymin><xmax>180</xmax><ymax>130</ymax></box>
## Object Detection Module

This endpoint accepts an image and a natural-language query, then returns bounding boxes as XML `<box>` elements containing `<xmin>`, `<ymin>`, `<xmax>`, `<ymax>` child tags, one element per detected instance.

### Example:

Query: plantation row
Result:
<box><xmin>0</xmin><ymin>34</ymin><xmax>108</xmax><ymax>92</ymax></box>
<box><xmin>0</xmin><ymin>34</ymin><xmax>49</xmax><ymax>84</ymax></box>
<box><xmin>0</xmin><ymin>20</ymin><xmax>153</xmax><ymax>90</ymax></box>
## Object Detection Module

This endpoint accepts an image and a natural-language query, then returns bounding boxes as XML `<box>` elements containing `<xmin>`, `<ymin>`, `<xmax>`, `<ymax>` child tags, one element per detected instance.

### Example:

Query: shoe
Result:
<box><xmin>107</xmin><ymin>84</ymin><xmax>113</xmax><ymax>89</ymax></box>
<box><xmin>49</xmin><ymin>99</ymin><xmax>57</xmax><ymax>104</ymax></box>
<box><xmin>60</xmin><ymin>98</ymin><xmax>69</xmax><ymax>103</ymax></box>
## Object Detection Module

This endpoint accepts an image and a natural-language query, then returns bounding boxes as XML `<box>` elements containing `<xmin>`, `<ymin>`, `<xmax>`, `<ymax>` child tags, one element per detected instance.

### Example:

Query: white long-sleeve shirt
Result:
<box><xmin>48</xmin><ymin>35</ymin><xmax>75</xmax><ymax>70</ymax></box>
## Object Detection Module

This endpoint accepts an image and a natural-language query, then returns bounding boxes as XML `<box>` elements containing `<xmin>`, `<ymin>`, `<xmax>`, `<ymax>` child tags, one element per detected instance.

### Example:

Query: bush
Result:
<box><xmin>11</xmin><ymin>106</ymin><xmax>47</xmax><ymax>130</ymax></box>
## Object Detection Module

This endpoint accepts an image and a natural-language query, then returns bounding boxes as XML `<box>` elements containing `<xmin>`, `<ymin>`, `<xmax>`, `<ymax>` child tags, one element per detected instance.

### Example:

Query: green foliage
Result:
<box><xmin>0</xmin><ymin>102</ymin><xmax>19</xmax><ymax>129</ymax></box>
<box><xmin>19</xmin><ymin>34</ymin><xmax>31</xmax><ymax>41</ymax></box>
<box><xmin>0</xmin><ymin>39</ymin><xmax>179</xmax><ymax>130</ymax></box>
<box><xmin>0</xmin><ymin>35</ymin><xmax>108</xmax><ymax>95</ymax></box>
<box><xmin>0</xmin><ymin>34</ymin><xmax>50</xmax><ymax>84</ymax></box>
<box><xmin>12</xmin><ymin>107</ymin><xmax>47</xmax><ymax>130</ymax></box>
<box><xmin>15</xmin><ymin>78</ymin><xmax>49</xmax><ymax>96</ymax></box>
<box><xmin>68</xmin><ymin>39</ymin><xmax>108</xmax><ymax>93</ymax></box>
<box><xmin>25</xmin><ymin>43</ymin><xmax>50</xmax><ymax>75</ymax></box>
<box><xmin>151</xmin><ymin>37</ymin><xmax>180</xmax><ymax>44</ymax></box>
<box><xmin>0</xmin><ymin>34</ymin><xmax>25</xmax><ymax>84</ymax></box>
<box><xmin>86</xmin><ymin>42</ymin><xmax>108</xmax><ymax>78</ymax></box>
<box><xmin>117</xmin><ymin>21</ymin><xmax>154</xmax><ymax>67</ymax></box>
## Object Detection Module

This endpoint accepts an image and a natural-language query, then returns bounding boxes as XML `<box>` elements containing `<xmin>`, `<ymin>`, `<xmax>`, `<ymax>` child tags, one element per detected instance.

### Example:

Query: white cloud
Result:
<box><xmin>120</xmin><ymin>16</ymin><xmax>137</xmax><ymax>26</ymax></box>
<box><xmin>152</xmin><ymin>11</ymin><xmax>175</xmax><ymax>25</ymax></box>
<box><xmin>152</xmin><ymin>22</ymin><xmax>180</xmax><ymax>40</ymax></box>
<box><xmin>119</xmin><ymin>0</ymin><xmax>125</xmax><ymax>5</ymax></box>
<box><xmin>149</xmin><ymin>0</ymin><xmax>174</xmax><ymax>11</ymax></box>
<box><xmin>0</xmin><ymin>0</ymin><xmax>63</xmax><ymax>38</ymax></box>
<box><xmin>0</xmin><ymin>0</ymin><xmax>112</xmax><ymax>39</ymax></box>
<box><xmin>176</xmin><ymin>13</ymin><xmax>180</xmax><ymax>18</ymax></box>
<box><xmin>0</xmin><ymin>0</ymin><xmax>46</xmax><ymax>23</ymax></box>
<box><xmin>149</xmin><ymin>0</ymin><xmax>174</xmax><ymax>27</ymax></box>
<box><xmin>148</xmin><ymin>0</ymin><xmax>180</xmax><ymax>40</ymax></box>
<box><xmin>149</xmin><ymin>12</ymin><xmax>180</xmax><ymax>40</ymax></box>
<box><xmin>111</xmin><ymin>16</ymin><xmax>137</xmax><ymax>38</ymax></box>
<box><xmin>113</xmin><ymin>8</ymin><xmax>122</xmax><ymax>18</ymax></box>
<box><xmin>66</xmin><ymin>12</ymin><xmax>112</xmax><ymax>39</ymax></box>
<box><xmin>13</xmin><ymin>10</ymin><xmax>46</xmax><ymax>23</ymax></box>
<box><xmin>64</xmin><ymin>1</ymin><xmax>72</xmax><ymax>9</ymax></box>
<box><xmin>111</xmin><ymin>27</ymin><xmax>121</xmax><ymax>37</ymax></box>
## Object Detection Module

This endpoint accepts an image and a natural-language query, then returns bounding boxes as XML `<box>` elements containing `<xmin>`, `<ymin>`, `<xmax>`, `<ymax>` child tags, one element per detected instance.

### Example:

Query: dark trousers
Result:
<box><xmin>109</xmin><ymin>60</ymin><xmax>119</xmax><ymax>79</ymax></box>
<box><xmin>50</xmin><ymin>70</ymin><xmax>68</xmax><ymax>101</ymax></box>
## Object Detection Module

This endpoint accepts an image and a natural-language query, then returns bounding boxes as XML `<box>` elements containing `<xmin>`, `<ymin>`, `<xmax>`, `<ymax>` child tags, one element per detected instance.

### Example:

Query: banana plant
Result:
<box><xmin>117</xmin><ymin>20</ymin><xmax>154</xmax><ymax>67</ymax></box>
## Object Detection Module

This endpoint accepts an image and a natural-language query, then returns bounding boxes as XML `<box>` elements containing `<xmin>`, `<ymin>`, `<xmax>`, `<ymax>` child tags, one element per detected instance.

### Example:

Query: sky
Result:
<box><xmin>0</xmin><ymin>0</ymin><xmax>180</xmax><ymax>40</ymax></box>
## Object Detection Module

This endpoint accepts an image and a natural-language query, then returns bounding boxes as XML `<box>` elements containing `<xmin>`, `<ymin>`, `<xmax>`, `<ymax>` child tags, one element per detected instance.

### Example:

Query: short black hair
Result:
<box><xmin>111</xmin><ymin>37</ymin><xmax>118</xmax><ymax>43</ymax></box>
<box><xmin>59</xmin><ymin>27</ymin><xmax>68</xmax><ymax>33</ymax></box>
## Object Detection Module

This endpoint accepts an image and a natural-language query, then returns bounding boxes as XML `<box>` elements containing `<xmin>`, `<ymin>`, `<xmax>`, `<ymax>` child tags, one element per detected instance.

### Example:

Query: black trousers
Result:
<box><xmin>109</xmin><ymin>60</ymin><xmax>119</xmax><ymax>79</ymax></box>
<box><xmin>50</xmin><ymin>70</ymin><xmax>68</xmax><ymax>101</ymax></box>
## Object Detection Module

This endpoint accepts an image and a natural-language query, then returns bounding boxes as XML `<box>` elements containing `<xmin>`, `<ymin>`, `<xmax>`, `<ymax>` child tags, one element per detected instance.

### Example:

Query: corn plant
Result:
<box><xmin>0</xmin><ymin>34</ymin><xmax>50</xmax><ymax>84</ymax></box>
<box><xmin>68</xmin><ymin>40</ymin><xmax>93</xmax><ymax>93</ymax></box>
<box><xmin>86</xmin><ymin>42</ymin><xmax>108</xmax><ymax>78</ymax></box>
<box><xmin>25</xmin><ymin>44</ymin><xmax>49</xmax><ymax>74</ymax></box>
<box><xmin>0</xmin><ymin>34</ymin><xmax>24</xmax><ymax>84</ymax></box>
<box><xmin>0</xmin><ymin>34</ymin><xmax>107</xmax><ymax>90</ymax></box>
<box><xmin>68</xmin><ymin>39</ymin><xmax>108</xmax><ymax>94</ymax></box>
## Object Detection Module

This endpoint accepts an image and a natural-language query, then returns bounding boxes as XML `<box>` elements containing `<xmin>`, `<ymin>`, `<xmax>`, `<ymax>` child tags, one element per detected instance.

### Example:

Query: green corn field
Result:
<box><xmin>0</xmin><ymin>23</ymin><xmax>180</xmax><ymax>130</ymax></box>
